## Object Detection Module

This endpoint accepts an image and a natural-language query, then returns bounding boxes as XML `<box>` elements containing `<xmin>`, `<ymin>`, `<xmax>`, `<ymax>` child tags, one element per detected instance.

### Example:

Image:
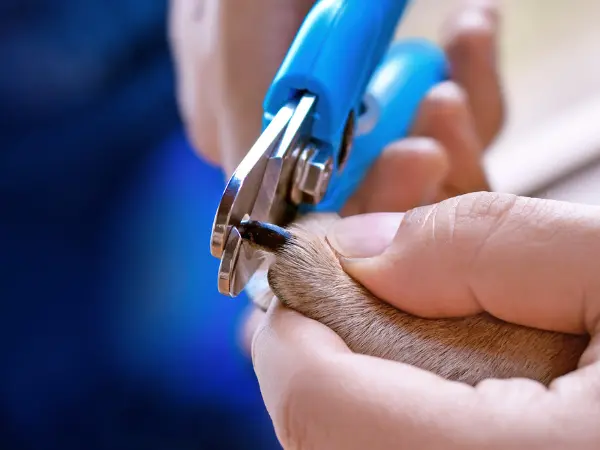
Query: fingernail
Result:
<box><xmin>469</xmin><ymin>0</ymin><xmax>499</xmax><ymax>26</ymax></box>
<box><xmin>457</xmin><ymin>0</ymin><xmax>499</xmax><ymax>32</ymax></box>
<box><xmin>326</xmin><ymin>213</ymin><xmax>404</xmax><ymax>259</ymax></box>
<box><xmin>456</xmin><ymin>7</ymin><xmax>494</xmax><ymax>32</ymax></box>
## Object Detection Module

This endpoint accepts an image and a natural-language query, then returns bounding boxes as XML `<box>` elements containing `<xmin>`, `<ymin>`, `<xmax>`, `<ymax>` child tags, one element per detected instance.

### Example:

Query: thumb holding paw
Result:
<box><xmin>254</xmin><ymin>192</ymin><xmax>600</xmax><ymax>449</ymax></box>
<box><xmin>327</xmin><ymin>191</ymin><xmax>600</xmax><ymax>336</ymax></box>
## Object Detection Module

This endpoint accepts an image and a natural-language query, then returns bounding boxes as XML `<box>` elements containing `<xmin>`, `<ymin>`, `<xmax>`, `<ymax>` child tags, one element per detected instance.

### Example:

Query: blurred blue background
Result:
<box><xmin>1</xmin><ymin>1</ymin><xmax>279</xmax><ymax>448</ymax></box>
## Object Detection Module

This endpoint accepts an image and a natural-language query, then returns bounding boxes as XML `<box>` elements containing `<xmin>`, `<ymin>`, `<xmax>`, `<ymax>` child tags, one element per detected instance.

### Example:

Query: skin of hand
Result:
<box><xmin>254</xmin><ymin>192</ymin><xmax>600</xmax><ymax>449</ymax></box>
<box><xmin>168</xmin><ymin>0</ymin><xmax>505</xmax><ymax>352</ymax></box>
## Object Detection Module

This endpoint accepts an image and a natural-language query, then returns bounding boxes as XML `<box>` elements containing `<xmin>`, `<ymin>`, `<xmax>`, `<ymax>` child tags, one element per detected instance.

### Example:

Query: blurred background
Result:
<box><xmin>1</xmin><ymin>1</ymin><xmax>278</xmax><ymax>449</ymax></box>
<box><xmin>2</xmin><ymin>1</ymin><xmax>600</xmax><ymax>449</ymax></box>
<box><xmin>399</xmin><ymin>0</ymin><xmax>600</xmax><ymax>204</ymax></box>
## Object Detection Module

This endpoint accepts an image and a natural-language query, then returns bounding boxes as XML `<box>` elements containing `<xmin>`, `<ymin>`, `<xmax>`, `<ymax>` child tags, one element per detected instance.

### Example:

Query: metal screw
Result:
<box><xmin>291</xmin><ymin>145</ymin><xmax>333</xmax><ymax>205</ymax></box>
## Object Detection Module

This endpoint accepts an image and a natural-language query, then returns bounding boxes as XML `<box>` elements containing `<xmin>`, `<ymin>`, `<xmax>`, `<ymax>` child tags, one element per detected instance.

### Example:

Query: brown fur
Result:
<box><xmin>251</xmin><ymin>213</ymin><xmax>589</xmax><ymax>386</ymax></box>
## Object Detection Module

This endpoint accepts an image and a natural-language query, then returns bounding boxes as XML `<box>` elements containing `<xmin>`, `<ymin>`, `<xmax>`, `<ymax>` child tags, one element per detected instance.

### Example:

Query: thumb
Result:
<box><xmin>326</xmin><ymin>192</ymin><xmax>600</xmax><ymax>335</ymax></box>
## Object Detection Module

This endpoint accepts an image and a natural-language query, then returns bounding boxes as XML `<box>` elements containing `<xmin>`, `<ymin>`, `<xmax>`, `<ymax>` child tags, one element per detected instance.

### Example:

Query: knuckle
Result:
<box><xmin>403</xmin><ymin>192</ymin><xmax>519</xmax><ymax>243</ymax></box>
<box><xmin>402</xmin><ymin>201</ymin><xmax>441</xmax><ymax>235</ymax></box>
<box><xmin>454</xmin><ymin>191</ymin><xmax>517</xmax><ymax>222</ymax></box>
<box><xmin>442</xmin><ymin>191</ymin><xmax>518</xmax><ymax>247</ymax></box>
<box><xmin>453</xmin><ymin>192</ymin><xmax>519</xmax><ymax>265</ymax></box>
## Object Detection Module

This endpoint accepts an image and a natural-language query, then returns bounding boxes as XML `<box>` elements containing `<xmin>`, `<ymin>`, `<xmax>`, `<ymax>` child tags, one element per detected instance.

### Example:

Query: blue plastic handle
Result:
<box><xmin>315</xmin><ymin>39</ymin><xmax>448</xmax><ymax>211</ymax></box>
<box><xmin>262</xmin><ymin>0</ymin><xmax>448</xmax><ymax>213</ymax></box>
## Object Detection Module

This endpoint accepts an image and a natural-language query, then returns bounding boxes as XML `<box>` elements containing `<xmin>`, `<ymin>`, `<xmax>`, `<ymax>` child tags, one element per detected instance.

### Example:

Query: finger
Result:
<box><xmin>442</xmin><ymin>1</ymin><xmax>504</xmax><ymax>147</ymax></box>
<box><xmin>214</xmin><ymin>0</ymin><xmax>315</xmax><ymax>175</ymax></box>
<box><xmin>342</xmin><ymin>137</ymin><xmax>450</xmax><ymax>216</ymax></box>
<box><xmin>411</xmin><ymin>81</ymin><xmax>489</xmax><ymax>195</ymax></box>
<box><xmin>328</xmin><ymin>192</ymin><xmax>600</xmax><ymax>335</ymax></box>
<box><xmin>169</xmin><ymin>0</ymin><xmax>222</xmax><ymax>165</ymax></box>
<box><xmin>251</xmin><ymin>300</ymin><xmax>353</xmax><ymax>447</ymax></box>
<box><xmin>238</xmin><ymin>306</ymin><xmax>265</xmax><ymax>357</ymax></box>
<box><xmin>252</xmin><ymin>300</ymin><xmax>600</xmax><ymax>449</ymax></box>
<box><xmin>556</xmin><ymin>333</ymin><xmax>600</xmax><ymax>391</ymax></box>
<box><xmin>252</xmin><ymin>300</ymin><xmax>470</xmax><ymax>450</ymax></box>
<box><xmin>170</xmin><ymin>0</ymin><xmax>315</xmax><ymax>174</ymax></box>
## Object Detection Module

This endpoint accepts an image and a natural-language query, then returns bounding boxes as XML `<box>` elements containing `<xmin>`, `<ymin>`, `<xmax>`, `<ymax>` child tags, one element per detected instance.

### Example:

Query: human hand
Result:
<box><xmin>169</xmin><ymin>0</ymin><xmax>505</xmax><ymax>354</ymax></box>
<box><xmin>168</xmin><ymin>0</ymin><xmax>503</xmax><ymax>209</ymax></box>
<box><xmin>234</xmin><ymin>0</ymin><xmax>504</xmax><ymax>350</ymax></box>
<box><xmin>168</xmin><ymin>0</ymin><xmax>316</xmax><ymax>174</ymax></box>
<box><xmin>253</xmin><ymin>191</ymin><xmax>599</xmax><ymax>449</ymax></box>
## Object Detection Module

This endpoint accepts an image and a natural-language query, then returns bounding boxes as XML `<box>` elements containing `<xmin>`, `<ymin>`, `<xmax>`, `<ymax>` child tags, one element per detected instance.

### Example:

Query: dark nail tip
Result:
<box><xmin>238</xmin><ymin>220</ymin><xmax>292</xmax><ymax>253</ymax></box>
